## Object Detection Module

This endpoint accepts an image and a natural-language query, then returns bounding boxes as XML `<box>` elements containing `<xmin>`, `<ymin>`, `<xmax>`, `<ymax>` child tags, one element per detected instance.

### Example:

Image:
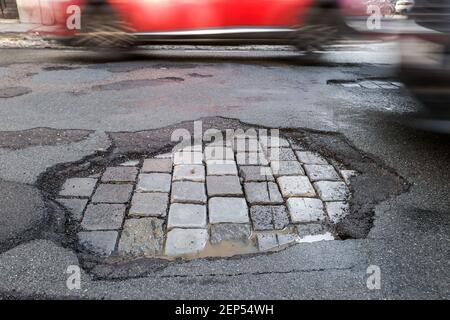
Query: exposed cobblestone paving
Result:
<box><xmin>57</xmin><ymin>133</ymin><xmax>355</xmax><ymax>260</ymax></box>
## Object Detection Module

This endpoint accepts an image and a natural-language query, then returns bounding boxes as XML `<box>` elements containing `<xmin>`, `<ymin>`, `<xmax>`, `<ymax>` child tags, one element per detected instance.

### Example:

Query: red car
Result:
<box><xmin>47</xmin><ymin>0</ymin><xmax>367</xmax><ymax>50</ymax></box>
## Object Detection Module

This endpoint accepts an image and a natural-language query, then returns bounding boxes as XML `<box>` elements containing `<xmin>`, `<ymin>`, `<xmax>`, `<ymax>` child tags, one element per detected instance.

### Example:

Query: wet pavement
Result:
<box><xmin>0</xmin><ymin>43</ymin><xmax>449</xmax><ymax>299</ymax></box>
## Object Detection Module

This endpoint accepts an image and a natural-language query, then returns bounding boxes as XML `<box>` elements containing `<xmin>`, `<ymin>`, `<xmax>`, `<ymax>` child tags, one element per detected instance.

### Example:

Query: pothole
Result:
<box><xmin>52</xmin><ymin>133</ymin><xmax>356</xmax><ymax>262</ymax></box>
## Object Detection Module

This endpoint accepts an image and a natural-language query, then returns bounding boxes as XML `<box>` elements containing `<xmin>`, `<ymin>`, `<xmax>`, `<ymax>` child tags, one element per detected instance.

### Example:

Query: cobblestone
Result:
<box><xmin>173</xmin><ymin>151</ymin><xmax>203</xmax><ymax>165</ymax></box>
<box><xmin>259</xmin><ymin>136</ymin><xmax>290</xmax><ymax>149</ymax></box>
<box><xmin>209</xmin><ymin>197</ymin><xmax>249</xmax><ymax>224</ymax></box>
<box><xmin>81</xmin><ymin>204</ymin><xmax>126</xmax><ymax>230</ymax></box>
<box><xmin>244</xmin><ymin>182</ymin><xmax>283</xmax><ymax>205</ymax></box>
<box><xmin>314</xmin><ymin>181</ymin><xmax>349</xmax><ymax>201</ymax></box>
<box><xmin>277</xmin><ymin>233</ymin><xmax>297</xmax><ymax>246</ymax></box>
<box><xmin>250</xmin><ymin>205</ymin><xmax>289</xmax><ymax>230</ymax></box>
<box><xmin>171</xmin><ymin>181</ymin><xmax>206</xmax><ymax>204</ymax></box>
<box><xmin>129</xmin><ymin>192</ymin><xmax>169</xmax><ymax>217</ymax></box>
<box><xmin>91</xmin><ymin>184</ymin><xmax>133</xmax><ymax>203</ymax></box>
<box><xmin>210</xmin><ymin>223</ymin><xmax>251</xmax><ymax>245</ymax></box>
<box><xmin>136</xmin><ymin>173</ymin><xmax>172</xmax><ymax>192</ymax></box>
<box><xmin>304</xmin><ymin>165</ymin><xmax>340</xmax><ymax>182</ymax></box>
<box><xmin>118</xmin><ymin>218</ymin><xmax>164</xmax><ymax>257</ymax></box>
<box><xmin>296</xmin><ymin>223</ymin><xmax>326</xmax><ymax>237</ymax></box>
<box><xmin>165</xmin><ymin>228</ymin><xmax>208</xmax><ymax>256</ymax></box>
<box><xmin>286</xmin><ymin>198</ymin><xmax>325</xmax><ymax>223</ymax></box>
<box><xmin>236</xmin><ymin>152</ymin><xmax>269</xmax><ymax>166</ymax></box>
<box><xmin>239</xmin><ymin>166</ymin><xmax>274</xmax><ymax>182</ymax></box>
<box><xmin>206</xmin><ymin>160</ymin><xmax>238</xmax><ymax>176</ymax></box>
<box><xmin>59</xmin><ymin>178</ymin><xmax>97</xmax><ymax>198</ymax></box>
<box><xmin>340</xmin><ymin>169</ymin><xmax>358</xmax><ymax>185</ymax></box>
<box><xmin>77</xmin><ymin>231</ymin><xmax>118</xmax><ymax>257</ymax></box>
<box><xmin>101</xmin><ymin>167</ymin><xmax>138</xmax><ymax>183</ymax></box>
<box><xmin>325</xmin><ymin>201</ymin><xmax>350</xmax><ymax>223</ymax></box>
<box><xmin>272</xmin><ymin>205</ymin><xmax>290</xmax><ymax>230</ymax></box>
<box><xmin>256</xmin><ymin>233</ymin><xmax>278</xmax><ymax>251</ymax></box>
<box><xmin>207</xmin><ymin>176</ymin><xmax>243</xmax><ymax>196</ymax></box>
<box><xmin>204</xmin><ymin>146</ymin><xmax>234</xmax><ymax>161</ymax></box>
<box><xmin>167</xmin><ymin>203</ymin><xmax>207</xmax><ymax>229</ymax></box>
<box><xmin>142</xmin><ymin>158</ymin><xmax>173</xmax><ymax>173</ymax></box>
<box><xmin>56</xmin><ymin>198</ymin><xmax>88</xmax><ymax>221</ymax></box>
<box><xmin>277</xmin><ymin>176</ymin><xmax>316</xmax><ymax>198</ymax></box>
<box><xmin>173</xmin><ymin>165</ymin><xmax>205</xmax><ymax>182</ymax></box>
<box><xmin>295</xmin><ymin>151</ymin><xmax>328</xmax><ymax>165</ymax></box>
<box><xmin>270</xmin><ymin>161</ymin><xmax>304</xmax><ymax>177</ymax></box>
<box><xmin>267</xmin><ymin>147</ymin><xmax>297</xmax><ymax>161</ymax></box>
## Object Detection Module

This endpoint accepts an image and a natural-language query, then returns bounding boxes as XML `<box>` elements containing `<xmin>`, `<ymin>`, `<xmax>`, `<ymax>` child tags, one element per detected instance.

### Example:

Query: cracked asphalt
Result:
<box><xmin>0</xmin><ymin>42</ymin><xmax>449</xmax><ymax>299</ymax></box>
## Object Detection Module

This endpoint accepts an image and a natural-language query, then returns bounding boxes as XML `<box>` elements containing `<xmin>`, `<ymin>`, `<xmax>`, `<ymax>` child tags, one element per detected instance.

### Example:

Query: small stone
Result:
<box><xmin>173</xmin><ymin>165</ymin><xmax>205</xmax><ymax>182</ymax></box>
<box><xmin>118</xmin><ymin>218</ymin><xmax>164</xmax><ymax>257</ymax></box>
<box><xmin>295</xmin><ymin>151</ymin><xmax>328</xmax><ymax>165</ymax></box>
<box><xmin>129</xmin><ymin>193</ymin><xmax>169</xmax><ymax>217</ymax></box>
<box><xmin>101</xmin><ymin>167</ymin><xmax>138</xmax><ymax>183</ymax></box>
<box><xmin>286</xmin><ymin>198</ymin><xmax>325</xmax><ymax>223</ymax></box>
<box><xmin>142</xmin><ymin>158</ymin><xmax>173</xmax><ymax>173</ymax></box>
<box><xmin>296</xmin><ymin>223</ymin><xmax>325</xmax><ymax>237</ymax></box>
<box><xmin>81</xmin><ymin>204</ymin><xmax>126</xmax><ymax>230</ymax></box>
<box><xmin>236</xmin><ymin>152</ymin><xmax>269</xmax><ymax>166</ymax></box>
<box><xmin>250</xmin><ymin>206</ymin><xmax>274</xmax><ymax>231</ymax></box>
<box><xmin>277</xmin><ymin>176</ymin><xmax>316</xmax><ymax>198</ymax></box>
<box><xmin>244</xmin><ymin>182</ymin><xmax>283</xmax><ymax>205</ymax></box>
<box><xmin>267</xmin><ymin>147</ymin><xmax>297</xmax><ymax>161</ymax></box>
<box><xmin>207</xmin><ymin>176</ymin><xmax>243</xmax><ymax>196</ymax></box>
<box><xmin>209</xmin><ymin>197</ymin><xmax>249</xmax><ymax>224</ymax></box>
<box><xmin>77</xmin><ymin>231</ymin><xmax>118</xmax><ymax>257</ymax></box>
<box><xmin>210</xmin><ymin>224</ymin><xmax>251</xmax><ymax>245</ymax></box>
<box><xmin>91</xmin><ymin>184</ymin><xmax>133</xmax><ymax>203</ymax></box>
<box><xmin>325</xmin><ymin>201</ymin><xmax>350</xmax><ymax>223</ymax></box>
<box><xmin>56</xmin><ymin>198</ymin><xmax>88</xmax><ymax>221</ymax></box>
<box><xmin>272</xmin><ymin>205</ymin><xmax>290</xmax><ymax>230</ymax></box>
<box><xmin>314</xmin><ymin>181</ymin><xmax>349</xmax><ymax>201</ymax></box>
<box><xmin>270</xmin><ymin>161</ymin><xmax>304</xmax><ymax>177</ymax></box>
<box><xmin>304</xmin><ymin>165</ymin><xmax>340</xmax><ymax>181</ymax></box>
<box><xmin>165</xmin><ymin>228</ymin><xmax>208</xmax><ymax>256</ymax></box>
<box><xmin>259</xmin><ymin>135</ymin><xmax>290</xmax><ymax>149</ymax></box>
<box><xmin>256</xmin><ymin>233</ymin><xmax>278</xmax><ymax>251</ymax></box>
<box><xmin>340</xmin><ymin>170</ymin><xmax>358</xmax><ymax>185</ymax></box>
<box><xmin>204</xmin><ymin>146</ymin><xmax>234</xmax><ymax>161</ymax></box>
<box><xmin>239</xmin><ymin>166</ymin><xmax>274</xmax><ymax>182</ymax></box>
<box><xmin>59</xmin><ymin>178</ymin><xmax>97</xmax><ymax>198</ymax></box>
<box><xmin>167</xmin><ymin>203</ymin><xmax>207</xmax><ymax>229</ymax></box>
<box><xmin>206</xmin><ymin>160</ymin><xmax>238</xmax><ymax>176</ymax></box>
<box><xmin>171</xmin><ymin>181</ymin><xmax>206</xmax><ymax>204</ymax></box>
<box><xmin>136</xmin><ymin>173</ymin><xmax>171</xmax><ymax>192</ymax></box>
<box><xmin>173</xmin><ymin>151</ymin><xmax>203</xmax><ymax>165</ymax></box>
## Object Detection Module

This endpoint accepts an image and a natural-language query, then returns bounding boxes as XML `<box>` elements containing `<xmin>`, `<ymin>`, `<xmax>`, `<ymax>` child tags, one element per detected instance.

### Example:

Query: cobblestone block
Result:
<box><xmin>304</xmin><ymin>164</ymin><xmax>340</xmax><ymax>182</ymax></box>
<box><xmin>239</xmin><ymin>166</ymin><xmax>274</xmax><ymax>182</ymax></box>
<box><xmin>257</xmin><ymin>233</ymin><xmax>278</xmax><ymax>251</ymax></box>
<box><xmin>259</xmin><ymin>136</ymin><xmax>290</xmax><ymax>149</ymax></box>
<box><xmin>325</xmin><ymin>201</ymin><xmax>350</xmax><ymax>223</ymax></box>
<box><xmin>173</xmin><ymin>165</ymin><xmax>205</xmax><ymax>182</ymax></box>
<box><xmin>206</xmin><ymin>160</ymin><xmax>238</xmax><ymax>176</ymax></box>
<box><xmin>244</xmin><ymin>182</ymin><xmax>283</xmax><ymax>205</ymax></box>
<box><xmin>77</xmin><ymin>231</ymin><xmax>118</xmax><ymax>257</ymax></box>
<box><xmin>277</xmin><ymin>233</ymin><xmax>297</xmax><ymax>246</ymax></box>
<box><xmin>314</xmin><ymin>181</ymin><xmax>349</xmax><ymax>201</ymax></box>
<box><xmin>167</xmin><ymin>203</ymin><xmax>207</xmax><ymax>229</ymax></box>
<box><xmin>118</xmin><ymin>218</ymin><xmax>164</xmax><ymax>257</ymax></box>
<box><xmin>173</xmin><ymin>151</ymin><xmax>203</xmax><ymax>165</ymax></box>
<box><xmin>295</xmin><ymin>151</ymin><xmax>328</xmax><ymax>165</ymax></box>
<box><xmin>56</xmin><ymin>198</ymin><xmax>88</xmax><ymax>221</ymax></box>
<box><xmin>136</xmin><ymin>173</ymin><xmax>172</xmax><ymax>192</ymax></box>
<box><xmin>267</xmin><ymin>147</ymin><xmax>297</xmax><ymax>161</ymax></box>
<box><xmin>236</xmin><ymin>152</ymin><xmax>269</xmax><ymax>166</ymax></box>
<box><xmin>207</xmin><ymin>176</ymin><xmax>243</xmax><ymax>196</ymax></box>
<box><xmin>250</xmin><ymin>206</ymin><xmax>274</xmax><ymax>230</ymax></box>
<box><xmin>59</xmin><ymin>177</ymin><xmax>97</xmax><ymax>198</ymax></box>
<box><xmin>340</xmin><ymin>170</ymin><xmax>358</xmax><ymax>185</ymax></box>
<box><xmin>270</xmin><ymin>161</ymin><xmax>304</xmax><ymax>177</ymax></box>
<box><xmin>142</xmin><ymin>158</ymin><xmax>172</xmax><ymax>173</ymax></box>
<box><xmin>277</xmin><ymin>176</ymin><xmax>316</xmax><ymax>198</ymax></box>
<box><xmin>272</xmin><ymin>205</ymin><xmax>290</xmax><ymax>230</ymax></box>
<box><xmin>296</xmin><ymin>223</ymin><xmax>326</xmax><ymax>237</ymax></box>
<box><xmin>91</xmin><ymin>184</ymin><xmax>133</xmax><ymax>203</ymax></box>
<box><xmin>101</xmin><ymin>167</ymin><xmax>138</xmax><ymax>183</ymax></box>
<box><xmin>210</xmin><ymin>223</ymin><xmax>251</xmax><ymax>245</ymax></box>
<box><xmin>204</xmin><ymin>146</ymin><xmax>234</xmax><ymax>161</ymax></box>
<box><xmin>234</xmin><ymin>137</ymin><xmax>262</xmax><ymax>152</ymax></box>
<box><xmin>209</xmin><ymin>197</ymin><xmax>249</xmax><ymax>224</ymax></box>
<box><xmin>81</xmin><ymin>204</ymin><xmax>126</xmax><ymax>230</ymax></box>
<box><xmin>129</xmin><ymin>192</ymin><xmax>169</xmax><ymax>217</ymax></box>
<box><xmin>286</xmin><ymin>198</ymin><xmax>325</xmax><ymax>223</ymax></box>
<box><xmin>171</xmin><ymin>181</ymin><xmax>206</xmax><ymax>204</ymax></box>
<box><xmin>165</xmin><ymin>228</ymin><xmax>208</xmax><ymax>256</ymax></box>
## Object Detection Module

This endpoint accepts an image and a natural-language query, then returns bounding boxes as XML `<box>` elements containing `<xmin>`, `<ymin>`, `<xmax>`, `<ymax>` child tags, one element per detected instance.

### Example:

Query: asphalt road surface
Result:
<box><xmin>0</xmin><ymin>42</ymin><xmax>449</xmax><ymax>299</ymax></box>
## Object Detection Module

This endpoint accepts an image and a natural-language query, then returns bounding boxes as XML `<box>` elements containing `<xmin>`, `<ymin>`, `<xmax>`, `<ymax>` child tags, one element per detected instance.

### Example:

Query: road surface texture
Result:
<box><xmin>0</xmin><ymin>42</ymin><xmax>449</xmax><ymax>299</ymax></box>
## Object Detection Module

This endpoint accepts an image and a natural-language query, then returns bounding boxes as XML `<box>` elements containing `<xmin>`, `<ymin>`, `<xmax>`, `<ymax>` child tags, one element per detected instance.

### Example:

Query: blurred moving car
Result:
<box><xmin>398</xmin><ymin>0</ymin><xmax>450</xmax><ymax>131</ymax></box>
<box><xmin>395</xmin><ymin>0</ymin><xmax>415</xmax><ymax>15</ymax></box>
<box><xmin>46</xmin><ymin>0</ymin><xmax>367</xmax><ymax>51</ymax></box>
